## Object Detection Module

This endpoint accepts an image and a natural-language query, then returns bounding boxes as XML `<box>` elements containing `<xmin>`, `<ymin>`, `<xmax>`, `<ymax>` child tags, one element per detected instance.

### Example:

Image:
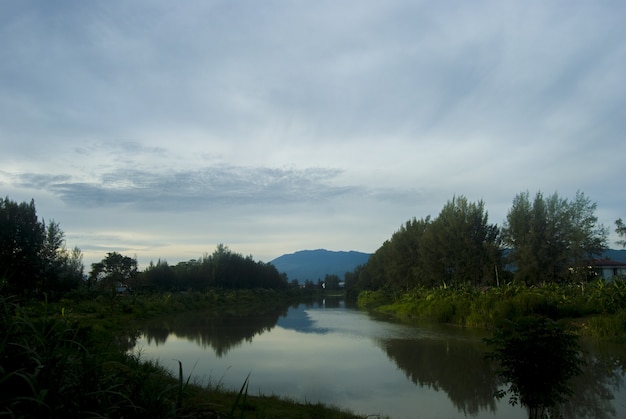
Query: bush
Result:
<box><xmin>485</xmin><ymin>316</ymin><xmax>585</xmax><ymax>418</ymax></box>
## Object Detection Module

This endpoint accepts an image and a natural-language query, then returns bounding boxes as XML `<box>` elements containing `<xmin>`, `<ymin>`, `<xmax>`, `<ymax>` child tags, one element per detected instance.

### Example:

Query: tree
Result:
<box><xmin>420</xmin><ymin>196</ymin><xmax>501</xmax><ymax>287</ymax></box>
<box><xmin>485</xmin><ymin>316</ymin><xmax>585</xmax><ymax>418</ymax></box>
<box><xmin>616</xmin><ymin>219</ymin><xmax>626</xmax><ymax>248</ymax></box>
<box><xmin>386</xmin><ymin>217</ymin><xmax>431</xmax><ymax>290</ymax></box>
<box><xmin>323</xmin><ymin>274</ymin><xmax>341</xmax><ymax>290</ymax></box>
<box><xmin>40</xmin><ymin>221</ymin><xmax>84</xmax><ymax>294</ymax></box>
<box><xmin>352</xmin><ymin>196</ymin><xmax>500</xmax><ymax>291</ymax></box>
<box><xmin>90</xmin><ymin>252</ymin><xmax>138</xmax><ymax>291</ymax></box>
<box><xmin>141</xmin><ymin>259</ymin><xmax>177</xmax><ymax>291</ymax></box>
<box><xmin>0</xmin><ymin>197</ymin><xmax>45</xmax><ymax>294</ymax></box>
<box><xmin>0</xmin><ymin>197</ymin><xmax>83</xmax><ymax>296</ymax></box>
<box><xmin>502</xmin><ymin>191</ymin><xmax>607</xmax><ymax>284</ymax></box>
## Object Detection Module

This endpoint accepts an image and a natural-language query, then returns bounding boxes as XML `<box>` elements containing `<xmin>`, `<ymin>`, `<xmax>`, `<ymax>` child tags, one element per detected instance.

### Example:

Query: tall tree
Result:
<box><xmin>89</xmin><ymin>252</ymin><xmax>138</xmax><ymax>291</ymax></box>
<box><xmin>420</xmin><ymin>196</ymin><xmax>501</xmax><ymax>287</ymax></box>
<box><xmin>616</xmin><ymin>218</ymin><xmax>626</xmax><ymax>248</ymax></box>
<box><xmin>0</xmin><ymin>197</ymin><xmax>45</xmax><ymax>294</ymax></box>
<box><xmin>502</xmin><ymin>191</ymin><xmax>607</xmax><ymax>284</ymax></box>
<box><xmin>0</xmin><ymin>197</ymin><xmax>83</xmax><ymax>296</ymax></box>
<box><xmin>41</xmin><ymin>221</ymin><xmax>84</xmax><ymax>294</ymax></box>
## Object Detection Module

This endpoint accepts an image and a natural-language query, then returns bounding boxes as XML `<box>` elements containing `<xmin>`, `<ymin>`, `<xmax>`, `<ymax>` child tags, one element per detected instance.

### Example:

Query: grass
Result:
<box><xmin>357</xmin><ymin>280</ymin><xmax>626</xmax><ymax>341</ymax></box>
<box><xmin>0</xmin><ymin>291</ymin><xmax>375</xmax><ymax>418</ymax></box>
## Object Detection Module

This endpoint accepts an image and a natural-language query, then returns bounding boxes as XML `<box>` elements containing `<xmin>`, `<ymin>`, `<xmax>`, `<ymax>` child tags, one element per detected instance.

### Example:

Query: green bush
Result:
<box><xmin>485</xmin><ymin>316</ymin><xmax>585</xmax><ymax>418</ymax></box>
<box><xmin>359</xmin><ymin>281</ymin><xmax>626</xmax><ymax>333</ymax></box>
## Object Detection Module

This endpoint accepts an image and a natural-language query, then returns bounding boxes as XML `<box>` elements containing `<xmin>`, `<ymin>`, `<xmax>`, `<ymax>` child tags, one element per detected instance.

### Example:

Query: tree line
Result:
<box><xmin>347</xmin><ymin>191</ymin><xmax>623</xmax><ymax>293</ymax></box>
<box><xmin>137</xmin><ymin>244</ymin><xmax>288</xmax><ymax>291</ymax></box>
<box><xmin>2</xmin><ymin>191</ymin><xmax>625</xmax><ymax>298</ymax></box>
<box><xmin>0</xmin><ymin>197</ymin><xmax>287</xmax><ymax>297</ymax></box>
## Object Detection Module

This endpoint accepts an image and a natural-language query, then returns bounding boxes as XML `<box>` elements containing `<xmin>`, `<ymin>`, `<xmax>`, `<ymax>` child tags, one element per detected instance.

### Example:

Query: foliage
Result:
<box><xmin>90</xmin><ymin>251</ymin><xmax>138</xmax><ymax>290</ymax></box>
<box><xmin>0</xmin><ymin>197</ymin><xmax>83</xmax><ymax>297</ymax></box>
<box><xmin>502</xmin><ymin>191</ymin><xmax>608</xmax><ymax>285</ymax></box>
<box><xmin>0</xmin><ymin>197</ymin><xmax>44</xmax><ymax>293</ymax></box>
<box><xmin>138</xmin><ymin>244</ymin><xmax>288</xmax><ymax>291</ymax></box>
<box><xmin>358</xmin><ymin>281</ymin><xmax>626</xmax><ymax>340</ymax></box>
<box><xmin>0</xmin><ymin>293</ymin><xmax>367</xmax><ymax>418</ymax></box>
<box><xmin>420</xmin><ymin>197</ymin><xmax>501</xmax><ymax>287</ymax></box>
<box><xmin>484</xmin><ymin>316</ymin><xmax>585</xmax><ymax>418</ymax></box>
<box><xmin>323</xmin><ymin>273</ymin><xmax>341</xmax><ymax>290</ymax></box>
<box><xmin>350</xmin><ymin>196</ymin><xmax>500</xmax><ymax>293</ymax></box>
<box><xmin>0</xmin><ymin>295</ymin><xmax>175</xmax><ymax>417</ymax></box>
<box><xmin>349</xmin><ymin>191</ymin><xmax>608</xmax><ymax>296</ymax></box>
<box><xmin>616</xmin><ymin>218</ymin><xmax>626</xmax><ymax>248</ymax></box>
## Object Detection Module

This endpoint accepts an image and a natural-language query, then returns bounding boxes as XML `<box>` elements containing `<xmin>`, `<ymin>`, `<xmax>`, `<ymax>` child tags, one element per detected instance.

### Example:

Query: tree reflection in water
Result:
<box><xmin>136</xmin><ymin>302</ymin><xmax>625</xmax><ymax>418</ymax></box>
<box><xmin>378</xmin><ymin>337</ymin><xmax>499</xmax><ymax>416</ymax></box>
<box><xmin>141</xmin><ymin>305</ymin><xmax>289</xmax><ymax>357</ymax></box>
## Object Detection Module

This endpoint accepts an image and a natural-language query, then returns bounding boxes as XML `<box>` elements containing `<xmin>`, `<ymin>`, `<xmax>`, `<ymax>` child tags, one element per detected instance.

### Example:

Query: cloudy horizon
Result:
<box><xmin>1</xmin><ymin>1</ymin><xmax>624</xmax><ymax>268</ymax></box>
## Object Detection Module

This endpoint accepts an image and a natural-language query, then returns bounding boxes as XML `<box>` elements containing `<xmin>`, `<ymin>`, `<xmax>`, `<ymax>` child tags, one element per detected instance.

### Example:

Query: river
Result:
<box><xmin>132</xmin><ymin>298</ymin><xmax>626</xmax><ymax>418</ymax></box>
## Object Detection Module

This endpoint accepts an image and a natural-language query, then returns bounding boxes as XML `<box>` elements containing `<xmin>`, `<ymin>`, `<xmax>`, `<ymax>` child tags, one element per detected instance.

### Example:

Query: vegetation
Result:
<box><xmin>485</xmin><ymin>316</ymin><xmax>585</xmax><ymax>418</ymax></box>
<box><xmin>347</xmin><ymin>196</ymin><xmax>501</xmax><ymax>291</ymax></box>
<box><xmin>0</xmin><ymin>292</ymin><xmax>368</xmax><ymax>418</ymax></box>
<box><xmin>616</xmin><ymin>218</ymin><xmax>626</xmax><ymax>248</ymax></box>
<box><xmin>0</xmin><ymin>197</ymin><xmax>365</xmax><ymax>417</ymax></box>
<box><xmin>501</xmin><ymin>191</ymin><xmax>608</xmax><ymax>285</ymax></box>
<box><xmin>0</xmin><ymin>197</ymin><xmax>83</xmax><ymax>297</ymax></box>
<box><xmin>347</xmin><ymin>191</ymin><xmax>609</xmax><ymax>294</ymax></box>
<box><xmin>357</xmin><ymin>280</ymin><xmax>626</xmax><ymax>339</ymax></box>
<box><xmin>138</xmin><ymin>244</ymin><xmax>288</xmax><ymax>292</ymax></box>
<box><xmin>1</xmin><ymin>191</ymin><xmax>624</xmax><ymax>416</ymax></box>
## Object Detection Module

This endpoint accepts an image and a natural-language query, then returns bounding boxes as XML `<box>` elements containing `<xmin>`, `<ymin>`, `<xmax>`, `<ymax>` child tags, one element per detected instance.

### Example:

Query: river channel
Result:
<box><xmin>133</xmin><ymin>298</ymin><xmax>626</xmax><ymax>418</ymax></box>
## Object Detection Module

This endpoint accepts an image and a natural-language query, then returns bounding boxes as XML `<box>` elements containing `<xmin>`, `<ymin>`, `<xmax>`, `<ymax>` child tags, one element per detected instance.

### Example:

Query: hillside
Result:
<box><xmin>270</xmin><ymin>249</ymin><xmax>371</xmax><ymax>283</ymax></box>
<box><xmin>601</xmin><ymin>249</ymin><xmax>626</xmax><ymax>263</ymax></box>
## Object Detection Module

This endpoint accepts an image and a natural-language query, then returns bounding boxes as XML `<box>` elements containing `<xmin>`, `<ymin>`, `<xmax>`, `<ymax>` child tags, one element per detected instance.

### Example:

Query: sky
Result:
<box><xmin>1</xmin><ymin>1</ymin><xmax>625</xmax><ymax>269</ymax></box>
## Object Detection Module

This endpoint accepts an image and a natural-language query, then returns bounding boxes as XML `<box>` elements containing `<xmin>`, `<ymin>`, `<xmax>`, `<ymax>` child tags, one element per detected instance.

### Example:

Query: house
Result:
<box><xmin>116</xmin><ymin>284</ymin><xmax>131</xmax><ymax>295</ymax></box>
<box><xmin>592</xmin><ymin>259</ymin><xmax>626</xmax><ymax>280</ymax></box>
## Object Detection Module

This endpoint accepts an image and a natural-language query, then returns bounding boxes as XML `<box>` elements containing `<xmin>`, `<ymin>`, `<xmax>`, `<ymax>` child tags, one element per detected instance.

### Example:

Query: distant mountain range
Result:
<box><xmin>600</xmin><ymin>249</ymin><xmax>626</xmax><ymax>263</ymax></box>
<box><xmin>270</xmin><ymin>249</ymin><xmax>371</xmax><ymax>283</ymax></box>
<box><xmin>270</xmin><ymin>249</ymin><xmax>626</xmax><ymax>284</ymax></box>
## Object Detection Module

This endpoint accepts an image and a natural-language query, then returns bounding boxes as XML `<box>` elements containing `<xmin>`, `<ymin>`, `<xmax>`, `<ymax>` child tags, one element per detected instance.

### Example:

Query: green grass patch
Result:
<box><xmin>358</xmin><ymin>281</ymin><xmax>626</xmax><ymax>340</ymax></box>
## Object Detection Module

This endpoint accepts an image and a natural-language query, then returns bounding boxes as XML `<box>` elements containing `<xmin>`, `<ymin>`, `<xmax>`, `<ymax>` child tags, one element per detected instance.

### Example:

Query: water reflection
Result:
<box><xmin>141</xmin><ymin>304</ymin><xmax>289</xmax><ymax>357</ymax></box>
<box><xmin>135</xmin><ymin>300</ymin><xmax>626</xmax><ymax>418</ymax></box>
<box><xmin>378</xmin><ymin>337</ymin><xmax>499</xmax><ymax>416</ymax></box>
<box><xmin>560</xmin><ymin>342</ymin><xmax>626</xmax><ymax>419</ymax></box>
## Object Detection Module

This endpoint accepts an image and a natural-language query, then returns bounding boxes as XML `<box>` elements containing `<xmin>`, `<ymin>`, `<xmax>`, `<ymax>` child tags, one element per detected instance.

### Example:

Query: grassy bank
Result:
<box><xmin>357</xmin><ymin>280</ymin><xmax>626</xmax><ymax>341</ymax></box>
<box><xmin>1</xmin><ymin>290</ymin><xmax>370</xmax><ymax>418</ymax></box>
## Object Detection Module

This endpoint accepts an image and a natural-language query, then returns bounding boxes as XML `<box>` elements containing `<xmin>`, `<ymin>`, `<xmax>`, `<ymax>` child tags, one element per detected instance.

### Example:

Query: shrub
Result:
<box><xmin>485</xmin><ymin>316</ymin><xmax>585</xmax><ymax>418</ymax></box>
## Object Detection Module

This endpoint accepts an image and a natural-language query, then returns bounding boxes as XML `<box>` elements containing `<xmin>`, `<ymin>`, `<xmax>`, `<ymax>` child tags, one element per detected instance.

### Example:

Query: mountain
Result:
<box><xmin>600</xmin><ymin>249</ymin><xmax>626</xmax><ymax>263</ymax></box>
<box><xmin>270</xmin><ymin>249</ymin><xmax>625</xmax><ymax>284</ymax></box>
<box><xmin>270</xmin><ymin>249</ymin><xmax>371</xmax><ymax>283</ymax></box>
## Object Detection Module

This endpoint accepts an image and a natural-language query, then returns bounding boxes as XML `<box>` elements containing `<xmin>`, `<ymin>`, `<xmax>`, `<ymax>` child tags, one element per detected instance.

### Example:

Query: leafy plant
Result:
<box><xmin>485</xmin><ymin>316</ymin><xmax>585</xmax><ymax>418</ymax></box>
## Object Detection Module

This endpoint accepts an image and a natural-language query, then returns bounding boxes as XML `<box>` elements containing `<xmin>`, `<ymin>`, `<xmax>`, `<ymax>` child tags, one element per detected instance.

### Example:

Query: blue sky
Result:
<box><xmin>1</xmin><ymin>1</ymin><xmax>625</xmax><ymax>268</ymax></box>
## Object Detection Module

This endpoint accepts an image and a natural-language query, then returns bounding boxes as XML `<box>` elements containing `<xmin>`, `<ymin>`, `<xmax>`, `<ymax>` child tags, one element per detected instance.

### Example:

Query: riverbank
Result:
<box><xmin>1</xmin><ymin>290</ymin><xmax>372</xmax><ymax>418</ymax></box>
<box><xmin>356</xmin><ymin>281</ymin><xmax>626</xmax><ymax>341</ymax></box>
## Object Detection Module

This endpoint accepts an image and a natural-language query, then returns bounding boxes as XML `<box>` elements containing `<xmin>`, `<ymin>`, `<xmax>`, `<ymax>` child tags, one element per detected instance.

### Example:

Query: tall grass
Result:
<box><xmin>1</xmin><ymin>292</ymin><xmax>370</xmax><ymax>418</ymax></box>
<box><xmin>358</xmin><ymin>279</ymin><xmax>626</xmax><ymax>340</ymax></box>
<box><xmin>0</xmin><ymin>295</ymin><xmax>187</xmax><ymax>417</ymax></box>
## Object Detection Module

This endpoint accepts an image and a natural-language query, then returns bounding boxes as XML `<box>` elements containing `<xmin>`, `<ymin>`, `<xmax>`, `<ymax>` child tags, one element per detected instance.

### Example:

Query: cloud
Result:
<box><xmin>10</xmin><ymin>165</ymin><xmax>353</xmax><ymax>211</ymax></box>
<box><xmin>1</xmin><ymin>0</ymin><xmax>625</xmax><ymax>265</ymax></box>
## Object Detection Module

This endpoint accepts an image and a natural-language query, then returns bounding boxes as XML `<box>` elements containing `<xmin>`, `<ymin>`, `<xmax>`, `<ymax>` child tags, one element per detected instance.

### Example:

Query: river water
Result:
<box><xmin>133</xmin><ymin>298</ymin><xmax>626</xmax><ymax>418</ymax></box>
